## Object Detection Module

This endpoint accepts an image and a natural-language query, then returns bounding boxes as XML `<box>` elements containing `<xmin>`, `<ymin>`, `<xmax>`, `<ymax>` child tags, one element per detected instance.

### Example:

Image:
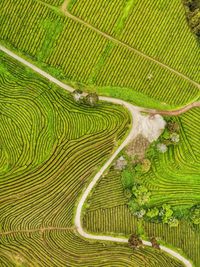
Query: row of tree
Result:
<box><xmin>183</xmin><ymin>0</ymin><xmax>200</xmax><ymax>37</ymax></box>
<box><xmin>128</xmin><ymin>234</ymin><xmax>160</xmax><ymax>250</ymax></box>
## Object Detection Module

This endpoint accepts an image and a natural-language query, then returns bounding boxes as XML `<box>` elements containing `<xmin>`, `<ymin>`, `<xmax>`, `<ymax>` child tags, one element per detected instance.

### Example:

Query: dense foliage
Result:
<box><xmin>183</xmin><ymin>0</ymin><xmax>200</xmax><ymax>36</ymax></box>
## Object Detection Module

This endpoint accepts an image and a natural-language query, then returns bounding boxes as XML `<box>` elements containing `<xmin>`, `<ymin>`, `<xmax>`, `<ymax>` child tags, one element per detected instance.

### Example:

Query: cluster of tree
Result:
<box><xmin>128</xmin><ymin>234</ymin><xmax>143</xmax><ymax>249</ymax></box>
<box><xmin>131</xmin><ymin>203</ymin><xmax>179</xmax><ymax>227</ymax></box>
<box><xmin>157</xmin><ymin>119</ymin><xmax>180</xmax><ymax>154</ymax></box>
<box><xmin>128</xmin><ymin>184</ymin><xmax>151</xmax><ymax>214</ymax></box>
<box><xmin>183</xmin><ymin>0</ymin><xmax>200</xmax><ymax>37</ymax></box>
<box><xmin>120</xmin><ymin>118</ymin><xmax>181</xmax><ymax>227</ymax></box>
<box><xmin>121</xmin><ymin>165</ymin><xmax>152</xmax><ymax>214</ymax></box>
<box><xmin>190</xmin><ymin>204</ymin><xmax>200</xmax><ymax>225</ymax></box>
<box><xmin>72</xmin><ymin>89</ymin><xmax>99</xmax><ymax>106</ymax></box>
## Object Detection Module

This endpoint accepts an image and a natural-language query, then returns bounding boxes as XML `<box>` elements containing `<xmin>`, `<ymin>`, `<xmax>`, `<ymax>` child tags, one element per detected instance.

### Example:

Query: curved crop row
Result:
<box><xmin>83</xmin><ymin>107</ymin><xmax>200</xmax><ymax>265</ymax></box>
<box><xmin>0</xmin><ymin>53</ymin><xmax>176</xmax><ymax>267</ymax></box>
<box><xmin>0</xmin><ymin>0</ymin><xmax>199</xmax><ymax>108</ymax></box>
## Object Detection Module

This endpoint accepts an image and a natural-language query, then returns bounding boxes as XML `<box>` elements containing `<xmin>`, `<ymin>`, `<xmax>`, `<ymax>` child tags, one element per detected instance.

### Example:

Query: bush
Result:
<box><xmin>121</xmin><ymin>169</ymin><xmax>134</xmax><ymax>189</ymax></box>
<box><xmin>146</xmin><ymin>207</ymin><xmax>159</xmax><ymax>219</ymax></box>
<box><xmin>190</xmin><ymin>205</ymin><xmax>200</xmax><ymax>225</ymax></box>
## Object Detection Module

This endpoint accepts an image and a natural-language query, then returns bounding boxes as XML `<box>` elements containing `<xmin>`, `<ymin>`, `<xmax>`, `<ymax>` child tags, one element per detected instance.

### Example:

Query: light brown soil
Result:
<box><xmin>126</xmin><ymin>134</ymin><xmax>150</xmax><ymax>162</ymax></box>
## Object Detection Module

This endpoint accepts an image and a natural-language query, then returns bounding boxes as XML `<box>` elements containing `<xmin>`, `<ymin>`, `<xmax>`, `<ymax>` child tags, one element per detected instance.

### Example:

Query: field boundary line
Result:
<box><xmin>0</xmin><ymin>44</ymin><xmax>195</xmax><ymax>267</ymax></box>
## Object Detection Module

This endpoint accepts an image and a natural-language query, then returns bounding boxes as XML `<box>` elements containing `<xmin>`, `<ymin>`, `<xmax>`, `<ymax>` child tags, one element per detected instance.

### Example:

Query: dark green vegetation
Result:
<box><xmin>0</xmin><ymin>0</ymin><xmax>199</xmax><ymax>109</ymax></box>
<box><xmin>84</xmin><ymin>108</ymin><xmax>200</xmax><ymax>266</ymax></box>
<box><xmin>183</xmin><ymin>0</ymin><xmax>200</xmax><ymax>37</ymax></box>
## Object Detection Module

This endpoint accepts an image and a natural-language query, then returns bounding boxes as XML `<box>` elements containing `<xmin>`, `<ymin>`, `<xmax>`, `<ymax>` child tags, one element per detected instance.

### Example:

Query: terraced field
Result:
<box><xmin>0</xmin><ymin>53</ymin><xmax>185</xmax><ymax>266</ymax></box>
<box><xmin>0</xmin><ymin>0</ymin><xmax>199</xmax><ymax>109</ymax></box>
<box><xmin>83</xmin><ymin>107</ymin><xmax>200</xmax><ymax>266</ymax></box>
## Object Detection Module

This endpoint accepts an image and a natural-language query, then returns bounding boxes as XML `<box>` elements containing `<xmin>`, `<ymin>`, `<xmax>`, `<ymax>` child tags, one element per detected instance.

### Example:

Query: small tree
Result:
<box><xmin>72</xmin><ymin>89</ymin><xmax>83</xmax><ymax>102</ymax></box>
<box><xmin>170</xmin><ymin>133</ymin><xmax>180</xmax><ymax>144</ymax></box>
<box><xmin>85</xmin><ymin>93</ymin><xmax>99</xmax><ymax>106</ymax></box>
<box><xmin>167</xmin><ymin>121</ymin><xmax>180</xmax><ymax>133</ymax></box>
<box><xmin>157</xmin><ymin>143</ymin><xmax>168</xmax><ymax>153</ymax></box>
<box><xmin>121</xmin><ymin>169</ymin><xmax>134</xmax><ymax>189</ymax></box>
<box><xmin>150</xmin><ymin>237</ymin><xmax>160</xmax><ymax>250</ymax></box>
<box><xmin>190</xmin><ymin>205</ymin><xmax>200</xmax><ymax>225</ymax></box>
<box><xmin>160</xmin><ymin>204</ymin><xmax>173</xmax><ymax>224</ymax></box>
<box><xmin>135</xmin><ymin>209</ymin><xmax>146</xmax><ymax>219</ymax></box>
<box><xmin>168</xmin><ymin>217</ymin><xmax>179</xmax><ymax>227</ymax></box>
<box><xmin>146</xmin><ymin>207</ymin><xmax>159</xmax><ymax>219</ymax></box>
<box><xmin>128</xmin><ymin>234</ymin><xmax>143</xmax><ymax>249</ymax></box>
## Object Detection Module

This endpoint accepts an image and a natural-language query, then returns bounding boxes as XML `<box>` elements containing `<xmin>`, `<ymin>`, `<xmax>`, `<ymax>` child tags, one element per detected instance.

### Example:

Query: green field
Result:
<box><xmin>0</xmin><ymin>0</ymin><xmax>199</xmax><ymax>109</ymax></box>
<box><xmin>0</xmin><ymin>53</ymin><xmax>186</xmax><ymax>266</ymax></box>
<box><xmin>69</xmin><ymin>0</ymin><xmax>200</xmax><ymax>82</ymax></box>
<box><xmin>83</xmin><ymin>107</ymin><xmax>200</xmax><ymax>266</ymax></box>
<box><xmin>0</xmin><ymin>0</ymin><xmax>200</xmax><ymax>266</ymax></box>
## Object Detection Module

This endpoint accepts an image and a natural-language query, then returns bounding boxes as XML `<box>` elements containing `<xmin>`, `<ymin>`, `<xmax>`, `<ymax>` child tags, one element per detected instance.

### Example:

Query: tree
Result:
<box><xmin>121</xmin><ymin>169</ymin><xmax>134</xmax><ymax>189</ymax></box>
<box><xmin>72</xmin><ymin>89</ymin><xmax>83</xmax><ymax>102</ymax></box>
<box><xmin>183</xmin><ymin>0</ymin><xmax>200</xmax><ymax>37</ymax></box>
<box><xmin>146</xmin><ymin>207</ymin><xmax>159</xmax><ymax>219</ymax></box>
<box><xmin>157</xmin><ymin>143</ymin><xmax>168</xmax><ymax>153</ymax></box>
<box><xmin>150</xmin><ymin>237</ymin><xmax>160</xmax><ymax>250</ymax></box>
<box><xmin>85</xmin><ymin>93</ymin><xmax>99</xmax><ymax>106</ymax></box>
<box><xmin>160</xmin><ymin>204</ymin><xmax>173</xmax><ymax>224</ymax></box>
<box><xmin>190</xmin><ymin>10</ymin><xmax>200</xmax><ymax>36</ymax></box>
<box><xmin>128</xmin><ymin>199</ymin><xmax>140</xmax><ymax>213</ymax></box>
<box><xmin>190</xmin><ymin>205</ymin><xmax>200</xmax><ymax>225</ymax></box>
<box><xmin>128</xmin><ymin>234</ymin><xmax>143</xmax><ymax>249</ymax></box>
<box><xmin>124</xmin><ymin>188</ymin><xmax>132</xmax><ymax>199</ymax></box>
<box><xmin>167</xmin><ymin>121</ymin><xmax>180</xmax><ymax>133</ymax></box>
<box><xmin>170</xmin><ymin>133</ymin><xmax>180</xmax><ymax>144</ymax></box>
<box><xmin>132</xmin><ymin>184</ymin><xmax>151</xmax><ymax>206</ymax></box>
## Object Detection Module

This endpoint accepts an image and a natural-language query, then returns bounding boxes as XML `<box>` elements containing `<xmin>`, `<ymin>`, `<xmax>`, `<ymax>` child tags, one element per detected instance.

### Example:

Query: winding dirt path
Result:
<box><xmin>0</xmin><ymin>44</ymin><xmax>196</xmax><ymax>267</ymax></box>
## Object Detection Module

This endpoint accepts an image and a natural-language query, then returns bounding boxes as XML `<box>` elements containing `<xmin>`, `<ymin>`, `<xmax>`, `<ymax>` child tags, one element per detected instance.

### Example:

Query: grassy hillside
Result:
<box><xmin>0</xmin><ymin>0</ymin><xmax>199</xmax><ymax>109</ymax></box>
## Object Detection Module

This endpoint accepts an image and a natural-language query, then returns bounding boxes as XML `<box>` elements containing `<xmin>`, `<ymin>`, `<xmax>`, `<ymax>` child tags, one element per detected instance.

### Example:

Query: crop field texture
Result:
<box><xmin>83</xmin><ymin>108</ymin><xmax>200</xmax><ymax>265</ymax></box>
<box><xmin>83</xmin><ymin>168</ymin><xmax>200</xmax><ymax>266</ymax></box>
<box><xmin>140</xmin><ymin>111</ymin><xmax>200</xmax><ymax>207</ymax></box>
<box><xmin>41</xmin><ymin>0</ymin><xmax>63</xmax><ymax>6</ymax></box>
<box><xmin>69</xmin><ymin>0</ymin><xmax>200</xmax><ymax>83</ymax></box>
<box><xmin>0</xmin><ymin>53</ymin><xmax>151</xmax><ymax>267</ymax></box>
<box><xmin>0</xmin><ymin>0</ymin><xmax>199</xmax><ymax>108</ymax></box>
<box><xmin>0</xmin><ymin>53</ymin><xmax>185</xmax><ymax>267</ymax></box>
